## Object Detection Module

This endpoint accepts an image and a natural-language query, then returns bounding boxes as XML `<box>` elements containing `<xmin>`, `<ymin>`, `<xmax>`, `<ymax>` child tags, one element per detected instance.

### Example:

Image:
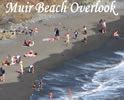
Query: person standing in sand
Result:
<box><xmin>34</xmin><ymin>28</ymin><xmax>38</xmax><ymax>35</ymax></box>
<box><xmin>65</xmin><ymin>33</ymin><xmax>70</xmax><ymax>46</ymax></box>
<box><xmin>73</xmin><ymin>30</ymin><xmax>78</xmax><ymax>39</ymax></box>
<box><xmin>28</xmin><ymin>64</ymin><xmax>34</xmax><ymax>74</ymax></box>
<box><xmin>102</xmin><ymin>20</ymin><xmax>107</xmax><ymax>33</ymax></box>
<box><xmin>83</xmin><ymin>25</ymin><xmax>87</xmax><ymax>34</ymax></box>
<box><xmin>54</xmin><ymin>28</ymin><xmax>60</xmax><ymax>40</ymax></box>
<box><xmin>29</xmin><ymin>29</ymin><xmax>33</xmax><ymax>36</ymax></box>
<box><xmin>82</xmin><ymin>31</ymin><xmax>88</xmax><ymax>45</ymax></box>
<box><xmin>99</xmin><ymin>19</ymin><xmax>103</xmax><ymax>32</ymax></box>
<box><xmin>0</xmin><ymin>67</ymin><xmax>5</xmax><ymax>82</ymax></box>
<box><xmin>20</xmin><ymin>61</ymin><xmax>24</xmax><ymax>75</ymax></box>
<box><xmin>16</xmin><ymin>55</ymin><xmax>21</xmax><ymax>64</ymax></box>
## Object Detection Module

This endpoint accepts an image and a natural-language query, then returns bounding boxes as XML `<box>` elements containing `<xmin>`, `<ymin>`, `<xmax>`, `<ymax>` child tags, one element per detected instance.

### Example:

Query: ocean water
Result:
<box><xmin>30</xmin><ymin>50</ymin><xmax>124</xmax><ymax>100</ymax></box>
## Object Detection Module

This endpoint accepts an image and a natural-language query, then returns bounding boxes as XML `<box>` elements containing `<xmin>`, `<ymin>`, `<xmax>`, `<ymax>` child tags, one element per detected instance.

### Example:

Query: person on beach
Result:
<box><xmin>32</xmin><ymin>80</ymin><xmax>44</xmax><ymax>91</ymax></box>
<box><xmin>113</xmin><ymin>30</ymin><xmax>120</xmax><ymax>39</ymax></box>
<box><xmin>39</xmin><ymin>79</ymin><xmax>44</xmax><ymax>90</ymax></box>
<box><xmin>16</xmin><ymin>55</ymin><xmax>21</xmax><ymax>64</ymax></box>
<box><xmin>34</xmin><ymin>28</ymin><xmax>38</xmax><ymax>35</ymax></box>
<box><xmin>19</xmin><ymin>61</ymin><xmax>24</xmax><ymax>75</ymax></box>
<box><xmin>7</xmin><ymin>55</ymin><xmax>11</xmax><ymax>65</ymax></box>
<box><xmin>2</xmin><ymin>57</ymin><xmax>10</xmax><ymax>66</ymax></box>
<box><xmin>42</xmin><ymin>37</ymin><xmax>55</xmax><ymax>42</ymax></box>
<box><xmin>32</xmin><ymin>81</ymin><xmax>39</xmax><ymax>91</ymax></box>
<box><xmin>54</xmin><ymin>28</ymin><xmax>60</xmax><ymax>40</ymax></box>
<box><xmin>82</xmin><ymin>26</ymin><xmax>88</xmax><ymax>44</ymax></box>
<box><xmin>0</xmin><ymin>67</ymin><xmax>5</xmax><ymax>82</ymax></box>
<box><xmin>29</xmin><ymin>29</ymin><xmax>33</xmax><ymax>36</ymax></box>
<box><xmin>101</xmin><ymin>20</ymin><xmax>107</xmax><ymax>33</ymax></box>
<box><xmin>99</xmin><ymin>19</ymin><xmax>103</xmax><ymax>32</ymax></box>
<box><xmin>67</xmin><ymin>88</ymin><xmax>73</xmax><ymax>100</ymax></box>
<box><xmin>83</xmin><ymin>25</ymin><xmax>87</xmax><ymax>34</ymax></box>
<box><xmin>28</xmin><ymin>64</ymin><xmax>34</xmax><ymax>74</ymax></box>
<box><xmin>24</xmin><ymin>27</ymin><xmax>29</xmax><ymax>36</ymax></box>
<box><xmin>24</xmin><ymin>40</ymin><xmax>34</xmax><ymax>47</ymax></box>
<box><xmin>49</xmin><ymin>92</ymin><xmax>53</xmax><ymax>100</ymax></box>
<box><xmin>73</xmin><ymin>30</ymin><xmax>78</xmax><ymax>39</ymax></box>
<box><xmin>11</xmin><ymin>56</ymin><xmax>17</xmax><ymax>65</ymax></box>
<box><xmin>65</xmin><ymin>33</ymin><xmax>70</xmax><ymax>46</ymax></box>
<box><xmin>24</xmin><ymin>50</ymin><xmax>38</xmax><ymax>57</ymax></box>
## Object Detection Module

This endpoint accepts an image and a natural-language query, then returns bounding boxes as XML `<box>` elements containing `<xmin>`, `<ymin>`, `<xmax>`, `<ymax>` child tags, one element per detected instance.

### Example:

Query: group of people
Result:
<box><xmin>99</xmin><ymin>19</ymin><xmax>120</xmax><ymax>38</ymax></box>
<box><xmin>2</xmin><ymin>55</ymin><xmax>21</xmax><ymax>66</ymax></box>
<box><xmin>53</xmin><ymin>25</ymin><xmax>88</xmax><ymax>46</ymax></box>
<box><xmin>18</xmin><ymin>27</ymin><xmax>39</xmax><ymax>37</ymax></box>
<box><xmin>0</xmin><ymin>27</ymin><xmax>39</xmax><ymax>82</ymax></box>
<box><xmin>38</xmin><ymin>20</ymin><xmax>121</xmax><ymax>99</ymax></box>
<box><xmin>0</xmin><ymin>19</ymin><xmax>121</xmax><ymax>100</ymax></box>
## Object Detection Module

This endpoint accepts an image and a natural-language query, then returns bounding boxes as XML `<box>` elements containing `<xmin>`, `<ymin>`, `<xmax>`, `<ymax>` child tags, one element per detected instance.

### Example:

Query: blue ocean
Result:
<box><xmin>30</xmin><ymin>0</ymin><xmax>124</xmax><ymax>99</ymax></box>
<box><xmin>30</xmin><ymin>49</ymin><xmax>124</xmax><ymax>100</ymax></box>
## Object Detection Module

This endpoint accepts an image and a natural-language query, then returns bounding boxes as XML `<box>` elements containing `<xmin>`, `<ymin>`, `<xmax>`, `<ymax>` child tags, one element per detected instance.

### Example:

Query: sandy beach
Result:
<box><xmin>0</xmin><ymin>8</ymin><xmax>124</xmax><ymax>100</ymax></box>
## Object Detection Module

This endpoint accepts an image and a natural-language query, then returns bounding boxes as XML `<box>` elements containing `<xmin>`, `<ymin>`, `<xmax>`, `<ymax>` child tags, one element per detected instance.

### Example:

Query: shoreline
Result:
<box><xmin>0</xmin><ymin>11</ymin><xmax>123</xmax><ymax>100</ymax></box>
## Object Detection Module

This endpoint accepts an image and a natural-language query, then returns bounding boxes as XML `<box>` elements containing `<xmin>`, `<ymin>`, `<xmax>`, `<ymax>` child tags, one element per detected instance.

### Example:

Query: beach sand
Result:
<box><xmin>0</xmin><ymin>10</ymin><xmax>124</xmax><ymax>100</ymax></box>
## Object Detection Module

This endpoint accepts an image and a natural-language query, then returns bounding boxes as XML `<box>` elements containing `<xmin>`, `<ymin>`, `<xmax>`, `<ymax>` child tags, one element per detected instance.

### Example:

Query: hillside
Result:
<box><xmin>0</xmin><ymin>0</ymin><xmax>65</xmax><ymax>24</ymax></box>
<box><xmin>0</xmin><ymin>0</ymin><xmax>110</xmax><ymax>25</ymax></box>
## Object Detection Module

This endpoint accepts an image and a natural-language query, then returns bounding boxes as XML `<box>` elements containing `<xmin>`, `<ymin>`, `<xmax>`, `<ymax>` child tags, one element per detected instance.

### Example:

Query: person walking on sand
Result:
<box><xmin>20</xmin><ymin>61</ymin><xmax>24</xmax><ymax>75</ymax></box>
<box><xmin>83</xmin><ymin>25</ymin><xmax>87</xmax><ymax>34</ymax></box>
<box><xmin>54</xmin><ymin>28</ymin><xmax>60</xmax><ymax>40</ymax></box>
<box><xmin>74</xmin><ymin>30</ymin><xmax>78</xmax><ymax>39</ymax></box>
<box><xmin>16</xmin><ymin>55</ymin><xmax>21</xmax><ymax>64</ymax></box>
<box><xmin>66</xmin><ymin>33</ymin><xmax>70</xmax><ymax>46</ymax></box>
<box><xmin>34</xmin><ymin>27</ymin><xmax>38</xmax><ymax>35</ymax></box>
<box><xmin>99</xmin><ymin>19</ymin><xmax>103</xmax><ymax>32</ymax></box>
<box><xmin>7</xmin><ymin>54</ymin><xmax>11</xmax><ymax>65</ymax></box>
<box><xmin>82</xmin><ymin>31</ymin><xmax>88</xmax><ymax>45</ymax></box>
<box><xmin>29</xmin><ymin>29</ymin><xmax>33</xmax><ymax>36</ymax></box>
<box><xmin>28</xmin><ymin>64</ymin><xmax>34</xmax><ymax>74</ymax></box>
<box><xmin>102</xmin><ymin>20</ymin><xmax>107</xmax><ymax>33</ymax></box>
<box><xmin>0</xmin><ymin>67</ymin><xmax>5</xmax><ymax>82</ymax></box>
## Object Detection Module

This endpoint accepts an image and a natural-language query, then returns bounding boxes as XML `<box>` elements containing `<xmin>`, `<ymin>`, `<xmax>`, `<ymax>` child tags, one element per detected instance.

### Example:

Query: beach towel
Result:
<box><xmin>42</xmin><ymin>37</ymin><xmax>55</xmax><ymax>42</ymax></box>
<box><xmin>24</xmin><ymin>54</ymin><xmax>36</xmax><ymax>57</ymax></box>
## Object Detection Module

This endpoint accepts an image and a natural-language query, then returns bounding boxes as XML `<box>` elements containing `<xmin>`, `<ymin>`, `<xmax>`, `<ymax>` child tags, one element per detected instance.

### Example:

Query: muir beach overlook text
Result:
<box><xmin>6</xmin><ymin>0</ymin><xmax>118</xmax><ymax>16</ymax></box>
